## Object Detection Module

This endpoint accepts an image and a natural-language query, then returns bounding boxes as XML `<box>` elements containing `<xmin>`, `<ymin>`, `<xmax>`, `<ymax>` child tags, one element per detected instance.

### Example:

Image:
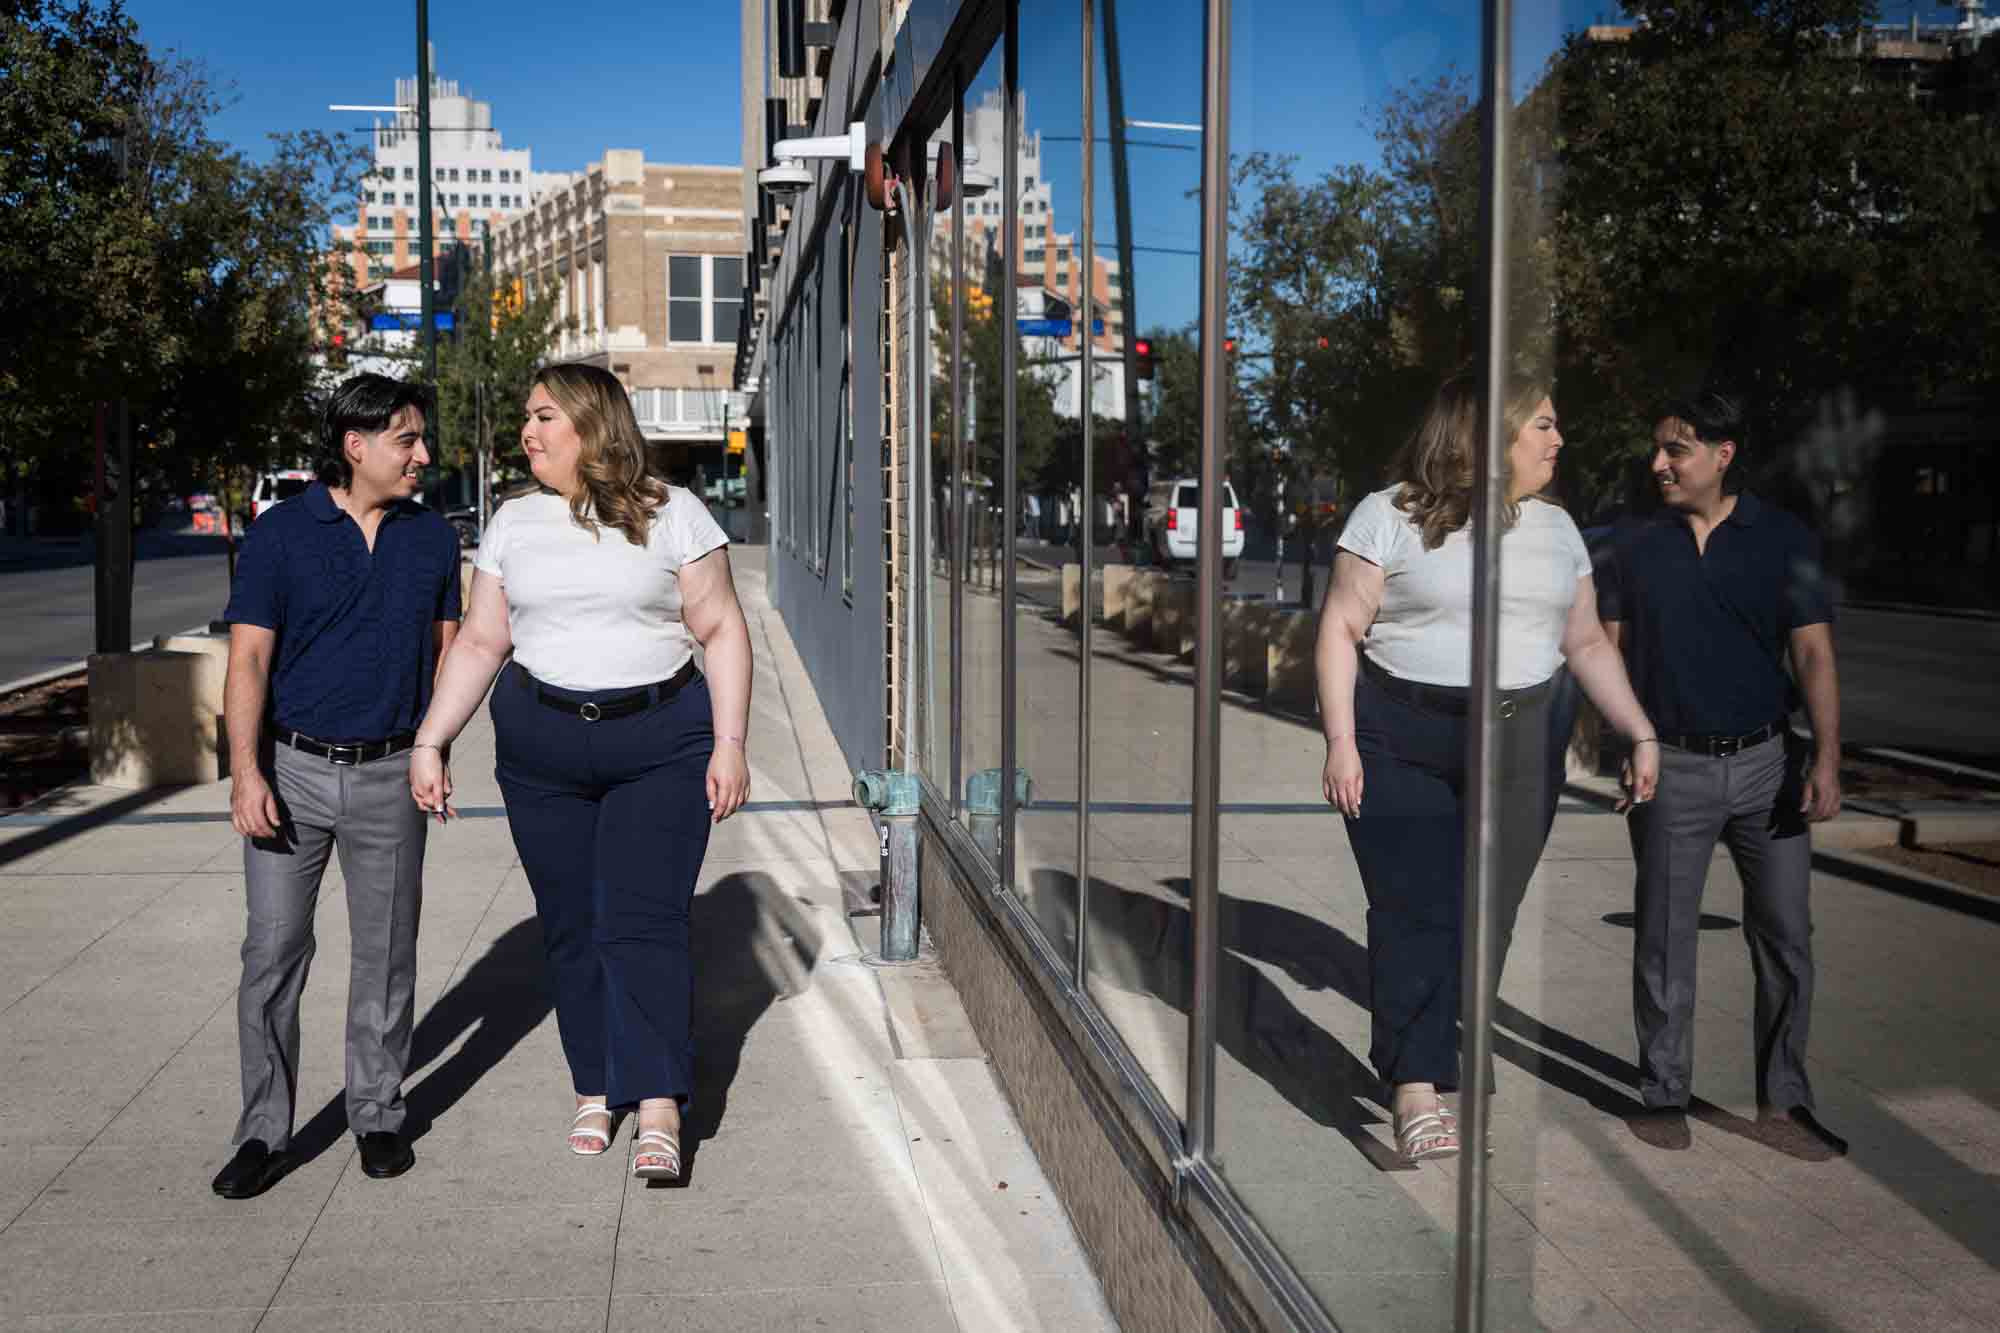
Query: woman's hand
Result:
<box><xmin>707</xmin><ymin>741</ymin><xmax>750</xmax><ymax>823</ymax></box>
<box><xmin>409</xmin><ymin>745</ymin><xmax>455</xmax><ymax>823</ymax></box>
<box><xmin>1324</xmin><ymin>736</ymin><xmax>1365</xmax><ymax>818</ymax></box>
<box><xmin>1618</xmin><ymin>741</ymin><xmax>1660</xmax><ymax>813</ymax></box>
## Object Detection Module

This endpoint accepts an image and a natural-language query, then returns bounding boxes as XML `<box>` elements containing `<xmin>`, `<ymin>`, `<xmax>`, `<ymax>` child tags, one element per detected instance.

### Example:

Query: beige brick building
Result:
<box><xmin>492</xmin><ymin>150</ymin><xmax>747</xmax><ymax>481</ymax></box>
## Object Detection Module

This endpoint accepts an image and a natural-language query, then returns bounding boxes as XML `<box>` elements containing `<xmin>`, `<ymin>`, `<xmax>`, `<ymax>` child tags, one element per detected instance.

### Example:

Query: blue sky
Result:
<box><xmin>121</xmin><ymin>0</ymin><xmax>744</xmax><ymax>173</ymax></box>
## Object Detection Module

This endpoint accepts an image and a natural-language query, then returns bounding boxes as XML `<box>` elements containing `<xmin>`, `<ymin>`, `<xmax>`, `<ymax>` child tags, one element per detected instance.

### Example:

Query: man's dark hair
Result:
<box><xmin>316</xmin><ymin>374</ymin><xmax>430</xmax><ymax>488</ymax></box>
<box><xmin>1654</xmin><ymin>388</ymin><xmax>1746</xmax><ymax>493</ymax></box>
<box><xmin>1654</xmin><ymin>388</ymin><xmax>1744</xmax><ymax>448</ymax></box>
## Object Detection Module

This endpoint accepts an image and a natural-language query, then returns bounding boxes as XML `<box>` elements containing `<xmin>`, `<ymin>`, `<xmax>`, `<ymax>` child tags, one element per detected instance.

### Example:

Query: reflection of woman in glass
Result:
<box><xmin>1314</xmin><ymin>374</ymin><xmax>1658</xmax><ymax>1163</ymax></box>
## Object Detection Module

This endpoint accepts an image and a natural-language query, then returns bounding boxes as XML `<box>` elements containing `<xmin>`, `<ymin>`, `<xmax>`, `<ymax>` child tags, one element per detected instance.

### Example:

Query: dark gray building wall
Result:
<box><xmin>769</xmin><ymin>188</ymin><xmax>886</xmax><ymax>778</ymax></box>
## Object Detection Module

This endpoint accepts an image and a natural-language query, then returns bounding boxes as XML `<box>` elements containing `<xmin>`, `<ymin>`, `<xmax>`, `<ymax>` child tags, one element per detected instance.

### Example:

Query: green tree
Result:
<box><xmin>431</xmin><ymin>257</ymin><xmax>566</xmax><ymax>500</ymax></box>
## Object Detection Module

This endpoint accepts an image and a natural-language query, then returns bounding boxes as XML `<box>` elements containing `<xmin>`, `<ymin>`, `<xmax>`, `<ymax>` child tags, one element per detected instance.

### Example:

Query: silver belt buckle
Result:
<box><xmin>327</xmin><ymin>743</ymin><xmax>363</xmax><ymax>766</ymax></box>
<box><xmin>1714</xmin><ymin>736</ymin><xmax>1741</xmax><ymax>757</ymax></box>
<box><xmin>1497</xmin><ymin>697</ymin><xmax>1517</xmax><ymax>720</ymax></box>
<box><xmin>578</xmin><ymin>701</ymin><xmax>603</xmax><ymax>723</ymax></box>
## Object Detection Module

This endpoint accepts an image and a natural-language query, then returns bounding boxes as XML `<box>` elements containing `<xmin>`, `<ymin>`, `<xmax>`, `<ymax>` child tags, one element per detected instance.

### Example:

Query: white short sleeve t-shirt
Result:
<box><xmin>1336</xmin><ymin>486</ymin><xmax>1592</xmax><ymax>690</ymax></box>
<box><xmin>474</xmin><ymin>487</ymin><xmax>730</xmax><ymax>689</ymax></box>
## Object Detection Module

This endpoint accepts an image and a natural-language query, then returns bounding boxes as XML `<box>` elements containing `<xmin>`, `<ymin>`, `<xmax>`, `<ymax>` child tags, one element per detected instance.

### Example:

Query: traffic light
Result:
<box><xmin>1133</xmin><ymin>337</ymin><xmax>1154</xmax><ymax>381</ymax></box>
<box><xmin>329</xmin><ymin>331</ymin><xmax>347</xmax><ymax>369</ymax></box>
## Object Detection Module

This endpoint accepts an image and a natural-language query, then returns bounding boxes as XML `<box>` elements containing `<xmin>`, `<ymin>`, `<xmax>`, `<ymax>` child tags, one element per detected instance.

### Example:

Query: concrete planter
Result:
<box><xmin>1127</xmin><ymin>571</ymin><xmax>1163</xmax><ymax>647</ymax></box>
<box><xmin>1222</xmin><ymin>601</ymin><xmax>1272</xmax><ymax>693</ymax></box>
<box><xmin>88</xmin><ymin>645</ymin><xmax>228</xmax><ymax>788</ymax></box>
<box><xmin>1152</xmin><ymin>580</ymin><xmax>1195</xmax><ymax>659</ymax></box>
<box><xmin>1061</xmin><ymin>563</ymin><xmax>1083</xmax><ymax>628</ymax></box>
<box><xmin>1266</xmin><ymin>610</ymin><xmax>1320</xmax><ymax>713</ymax></box>
<box><xmin>1102</xmin><ymin>564</ymin><xmax>1136</xmax><ymax>629</ymax></box>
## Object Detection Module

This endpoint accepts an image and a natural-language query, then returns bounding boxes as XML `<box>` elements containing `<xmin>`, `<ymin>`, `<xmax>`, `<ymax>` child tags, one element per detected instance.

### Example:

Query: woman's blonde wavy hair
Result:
<box><xmin>1392</xmin><ymin>372</ymin><xmax>1553</xmax><ymax>551</ymax></box>
<box><xmin>532</xmin><ymin>362</ymin><xmax>668</xmax><ymax>547</ymax></box>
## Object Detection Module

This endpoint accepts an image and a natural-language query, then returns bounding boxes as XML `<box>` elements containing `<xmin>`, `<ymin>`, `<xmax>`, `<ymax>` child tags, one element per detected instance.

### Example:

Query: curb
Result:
<box><xmin>1838</xmin><ymin>599</ymin><xmax>2000</xmax><ymax>623</ymax></box>
<box><xmin>1812</xmin><ymin>845</ymin><xmax>2000</xmax><ymax>923</ymax></box>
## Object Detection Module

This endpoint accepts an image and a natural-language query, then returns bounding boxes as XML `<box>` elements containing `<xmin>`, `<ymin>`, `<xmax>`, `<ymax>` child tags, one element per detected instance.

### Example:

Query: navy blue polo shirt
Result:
<box><xmin>1596</xmin><ymin>493</ymin><xmax>1833</xmax><ymax>737</ymax></box>
<box><xmin>224</xmin><ymin>482</ymin><xmax>461</xmax><ymax>742</ymax></box>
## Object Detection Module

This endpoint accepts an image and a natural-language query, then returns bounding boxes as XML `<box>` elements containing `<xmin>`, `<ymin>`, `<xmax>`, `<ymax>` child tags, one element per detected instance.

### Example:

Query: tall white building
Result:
<box><xmin>333</xmin><ymin>48</ymin><xmax>572</xmax><ymax>287</ymax></box>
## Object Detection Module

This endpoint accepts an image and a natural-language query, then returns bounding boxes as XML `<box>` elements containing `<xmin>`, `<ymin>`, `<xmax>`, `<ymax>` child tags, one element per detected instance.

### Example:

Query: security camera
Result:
<box><xmin>959</xmin><ymin>167</ymin><xmax>995</xmax><ymax>200</ymax></box>
<box><xmin>758</xmin><ymin>162</ymin><xmax>813</xmax><ymax>196</ymax></box>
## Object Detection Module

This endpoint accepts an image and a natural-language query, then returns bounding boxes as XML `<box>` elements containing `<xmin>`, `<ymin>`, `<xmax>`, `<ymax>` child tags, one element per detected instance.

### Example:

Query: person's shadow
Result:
<box><xmin>286</xmin><ymin>872</ymin><xmax>810</xmax><ymax>1178</ymax></box>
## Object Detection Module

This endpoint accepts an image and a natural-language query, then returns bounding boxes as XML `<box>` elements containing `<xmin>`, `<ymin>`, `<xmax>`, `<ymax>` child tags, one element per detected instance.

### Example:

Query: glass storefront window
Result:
<box><xmin>1078</xmin><ymin>0</ymin><xmax>1208</xmax><ymax>1125</ymax></box>
<box><xmin>1009</xmin><ymin>0</ymin><xmax>1088</xmax><ymax>960</ymax></box>
<box><xmin>956</xmin><ymin>38</ymin><xmax>1009</xmax><ymax>861</ymax></box>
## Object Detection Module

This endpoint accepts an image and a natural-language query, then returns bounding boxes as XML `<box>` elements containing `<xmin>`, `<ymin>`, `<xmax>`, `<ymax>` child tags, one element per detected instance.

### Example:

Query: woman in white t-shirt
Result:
<box><xmin>1313</xmin><ymin>374</ymin><xmax>1658</xmax><ymax>1164</ymax></box>
<box><xmin>409</xmin><ymin>363</ymin><xmax>751</xmax><ymax>1182</ymax></box>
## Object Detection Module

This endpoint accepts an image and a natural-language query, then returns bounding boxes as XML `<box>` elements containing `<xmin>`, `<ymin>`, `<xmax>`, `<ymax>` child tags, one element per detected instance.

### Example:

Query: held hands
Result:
<box><xmin>1323</xmin><ymin>736</ymin><xmax>1364</xmax><ymax>818</ymax></box>
<box><xmin>707</xmin><ymin>741</ymin><xmax>750</xmax><ymax>823</ymax></box>
<box><xmin>1616</xmin><ymin>741</ymin><xmax>1661</xmax><ymax>813</ymax></box>
<box><xmin>230</xmin><ymin>767</ymin><xmax>282</xmax><ymax>840</ymax></box>
<box><xmin>408</xmin><ymin>745</ymin><xmax>456</xmax><ymax>824</ymax></box>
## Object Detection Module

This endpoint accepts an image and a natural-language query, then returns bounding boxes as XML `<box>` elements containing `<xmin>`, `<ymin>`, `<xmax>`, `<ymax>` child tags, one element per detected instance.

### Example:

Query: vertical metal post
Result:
<box><xmin>1455</xmin><ymin>1</ymin><xmax>1511</xmax><ymax>1328</ymax></box>
<box><xmin>907</xmin><ymin>176</ymin><xmax>929</xmax><ymax>776</ymax></box>
<box><xmin>950</xmin><ymin>75</ymin><xmax>967</xmax><ymax>819</ymax></box>
<box><xmin>416</xmin><ymin>3</ymin><xmax>438</xmax><ymax>402</ymax></box>
<box><xmin>1184</xmin><ymin>0</ymin><xmax>1230</xmax><ymax>1163</ymax></box>
<box><xmin>999</xmin><ymin>1</ymin><xmax>1020</xmax><ymax>888</ymax></box>
<box><xmin>1100</xmin><ymin>0</ymin><xmax>1142</xmax><ymax>516</ymax></box>
<box><xmin>1074</xmin><ymin>0</ymin><xmax>1097</xmax><ymax>988</ymax></box>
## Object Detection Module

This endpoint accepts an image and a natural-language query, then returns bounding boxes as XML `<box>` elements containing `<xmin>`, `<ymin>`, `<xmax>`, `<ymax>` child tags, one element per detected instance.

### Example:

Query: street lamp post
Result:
<box><xmin>415</xmin><ymin>2</ymin><xmax>438</xmax><ymax>412</ymax></box>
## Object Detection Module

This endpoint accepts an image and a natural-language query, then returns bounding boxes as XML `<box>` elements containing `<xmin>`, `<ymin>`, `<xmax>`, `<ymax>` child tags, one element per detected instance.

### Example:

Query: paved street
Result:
<box><xmin>0</xmin><ymin>531</ymin><xmax>234</xmax><ymax>685</ymax></box>
<box><xmin>0</xmin><ymin>550</ymin><xmax>1114</xmax><ymax>1332</ymax></box>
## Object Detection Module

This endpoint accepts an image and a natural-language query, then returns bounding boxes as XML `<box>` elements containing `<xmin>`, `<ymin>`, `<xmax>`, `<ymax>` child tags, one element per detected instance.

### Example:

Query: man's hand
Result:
<box><xmin>231</xmin><ymin>768</ymin><xmax>282</xmax><ymax>840</ymax></box>
<box><xmin>707</xmin><ymin>743</ymin><xmax>750</xmax><ymax>823</ymax></box>
<box><xmin>1802</xmin><ymin>754</ymin><xmax>1842</xmax><ymax>823</ymax></box>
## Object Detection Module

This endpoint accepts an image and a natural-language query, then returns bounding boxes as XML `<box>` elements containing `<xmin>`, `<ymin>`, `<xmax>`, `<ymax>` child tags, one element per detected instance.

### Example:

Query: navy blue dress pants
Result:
<box><xmin>491</xmin><ymin>661</ymin><xmax>715</xmax><ymax>1109</ymax></box>
<box><xmin>1343</xmin><ymin>667</ymin><xmax>1564</xmax><ymax>1092</ymax></box>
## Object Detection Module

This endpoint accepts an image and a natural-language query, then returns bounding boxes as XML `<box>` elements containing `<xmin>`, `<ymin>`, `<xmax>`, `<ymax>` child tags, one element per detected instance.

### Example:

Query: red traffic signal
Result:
<box><xmin>1133</xmin><ymin>337</ymin><xmax>1155</xmax><ymax>381</ymax></box>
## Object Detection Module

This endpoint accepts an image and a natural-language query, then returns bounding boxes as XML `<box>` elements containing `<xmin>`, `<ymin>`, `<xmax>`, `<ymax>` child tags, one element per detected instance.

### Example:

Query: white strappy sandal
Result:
<box><xmin>631</xmin><ymin>1129</ymin><xmax>682</xmax><ymax>1181</ymax></box>
<box><xmin>569</xmin><ymin>1102</ymin><xmax>615</xmax><ymax>1156</ymax></box>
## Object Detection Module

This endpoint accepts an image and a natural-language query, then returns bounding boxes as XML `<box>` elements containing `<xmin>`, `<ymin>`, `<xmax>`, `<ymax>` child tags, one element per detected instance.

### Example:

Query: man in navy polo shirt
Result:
<box><xmin>1599</xmin><ymin>391</ymin><xmax>1846</xmax><ymax>1158</ymax></box>
<box><xmin>210</xmin><ymin>374</ymin><xmax>461</xmax><ymax>1199</ymax></box>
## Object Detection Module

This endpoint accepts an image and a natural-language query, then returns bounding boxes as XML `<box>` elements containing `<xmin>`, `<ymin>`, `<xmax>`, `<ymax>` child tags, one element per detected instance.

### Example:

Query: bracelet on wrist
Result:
<box><xmin>412</xmin><ymin>742</ymin><xmax>443</xmax><ymax>754</ymax></box>
<box><xmin>1632</xmin><ymin>737</ymin><xmax>1659</xmax><ymax>747</ymax></box>
<box><xmin>718</xmin><ymin>735</ymin><xmax>746</xmax><ymax>748</ymax></box>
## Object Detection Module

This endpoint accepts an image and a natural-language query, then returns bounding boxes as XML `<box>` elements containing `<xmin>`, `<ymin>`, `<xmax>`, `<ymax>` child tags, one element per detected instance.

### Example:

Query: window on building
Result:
<box><xmin>402</xmin><ymin>166</ymin><xmax>414</xmax><ymax>180</ymax></box>
<box><xmin>448</xmin><ymin>193</ymin><xmax>460</xmax><ymax>207</ymax></box>
<box><xmin>481</xmin><ymin>168</ymin><xmax>492</xmax><ymax>183</ymax></box>
<box><xmin>403</xmin><ymin>192</ymin><xmax>415</xmax><ymax>206</ymax></box>
<box><xmin>364</xmin><ymin>191</ymin><xmax>377</xmax><ymax>205</ymax></box>
<box><xmin>714</xmin><ymin>256</ymin><xmax>743</xmax><ymax>345</ymax></box>
<box><xmin>667</xmin><ymin>256</ymin><xmax>704</xmax><ymax>342</ymax></box>
<box><xmin>665</xmin><ymin>253</ymin><xmax>743</xmax><ymax>345</ymax></box>
<box><xmin>448</xmin><ymin>167</ymin><xmax>460</xmax><ymax>181</ymax></box>
<box><xmin>1025</xmin><ymin>248</ymin><xmax>1045</xmax><ymax>263</ymax></box>
<box><xmin>481</xmin><ymin>194</ymin><xmax>492</xmax><ymax>208</ymax></box>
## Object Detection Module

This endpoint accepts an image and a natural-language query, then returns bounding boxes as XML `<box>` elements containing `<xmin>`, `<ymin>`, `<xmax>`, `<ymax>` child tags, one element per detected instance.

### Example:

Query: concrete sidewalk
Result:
<box><xmin>0</xmin><ymin>548</ymin><xmax>1115</xmax><ymax>1332</ymax></box>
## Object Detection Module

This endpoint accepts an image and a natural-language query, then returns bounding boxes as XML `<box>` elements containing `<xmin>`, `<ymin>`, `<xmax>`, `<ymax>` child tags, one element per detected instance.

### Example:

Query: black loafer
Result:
<box><xmin>356</xmin><ymin>1130</ymin><xmax>415</xmax><ymax>1179</ymax></box>
<box><xmin>212</xmin><ymin>1139</ymin><xmax>293</xmax><ymax>1199</ymax></box>
<box><xmin>1627</xmin><ymin>1107</ymin><xmax>1692</xmax><ymax>1151</ymax></box>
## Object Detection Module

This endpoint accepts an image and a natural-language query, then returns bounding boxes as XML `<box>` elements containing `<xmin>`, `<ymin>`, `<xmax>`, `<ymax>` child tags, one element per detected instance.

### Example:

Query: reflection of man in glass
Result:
<box><xmin>1599</xmin><ymin>392</ymin><xmax>1846</xmax><ymax>1156</ymax></box>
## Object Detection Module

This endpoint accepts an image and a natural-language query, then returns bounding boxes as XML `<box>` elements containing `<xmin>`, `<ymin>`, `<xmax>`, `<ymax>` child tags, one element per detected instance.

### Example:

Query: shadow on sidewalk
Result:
<box><xmin>284</xmin><ymin>871</ymin><xmax>820</xmax><ymax>1177</ymax></box>
<box><xmin>0</xmin><ymin>785</ymin><xmax>189</xmax><ymax>868</ymax></box>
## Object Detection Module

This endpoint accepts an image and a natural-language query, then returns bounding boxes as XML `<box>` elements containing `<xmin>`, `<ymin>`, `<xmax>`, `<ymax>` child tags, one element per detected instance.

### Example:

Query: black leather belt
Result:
<box><xmin>1659</xmin><ymin>721</ymin><xmax>1787</xmax><ymax>757</ymax></box>
<box><xmin>524</xmin><ymin>660</ymin><xmax>698</xmax><ymax>722</ymax></box>
<box><xmin>1361</xmin><ymin>654</ymin><xmax>1553</xmax><ymax>719</ymax></box>
<box><xmin>277</xmin><ymin>730</ymin><xmax>415</xmax><ymax>766</ymax></box>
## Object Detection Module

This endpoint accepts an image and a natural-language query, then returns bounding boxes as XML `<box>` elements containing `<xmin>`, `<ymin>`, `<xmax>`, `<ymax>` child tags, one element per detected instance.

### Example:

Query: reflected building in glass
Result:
<box><xmin>735</xmin><ymin>1</ymin><xmax>2000</xmax><ymax>1328</ymax></box>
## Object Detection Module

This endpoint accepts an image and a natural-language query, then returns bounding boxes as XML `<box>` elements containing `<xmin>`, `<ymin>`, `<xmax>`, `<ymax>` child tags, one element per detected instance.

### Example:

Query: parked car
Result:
<box><xmin>1143</xmin><ymin>477</ymin><xmax>1245</xmax><ymax>577</ymax></box>
<box><xmin>248</xmin><ymin>469</ymin><xmax>316</xmax><ymax>523</ymax></box>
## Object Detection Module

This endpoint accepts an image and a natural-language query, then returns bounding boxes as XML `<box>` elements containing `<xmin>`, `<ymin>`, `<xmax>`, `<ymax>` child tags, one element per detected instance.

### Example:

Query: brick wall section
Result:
<box><xmin>921</xmin><ymin>834</ymin><xmax>1264</xmax><ymax>1333</ymax></box>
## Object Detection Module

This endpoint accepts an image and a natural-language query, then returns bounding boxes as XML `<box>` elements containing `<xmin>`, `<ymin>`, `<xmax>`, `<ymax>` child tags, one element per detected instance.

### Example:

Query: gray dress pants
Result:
<box><xmin>234</xmin><ymin>742</ymin><xmax>426</xmax><ymax>1149</ymax></box>
<box><xmin>1628</xmin><ymin>733</ymin><xmax>1815</xmax><ymax>1111</ymax></box>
